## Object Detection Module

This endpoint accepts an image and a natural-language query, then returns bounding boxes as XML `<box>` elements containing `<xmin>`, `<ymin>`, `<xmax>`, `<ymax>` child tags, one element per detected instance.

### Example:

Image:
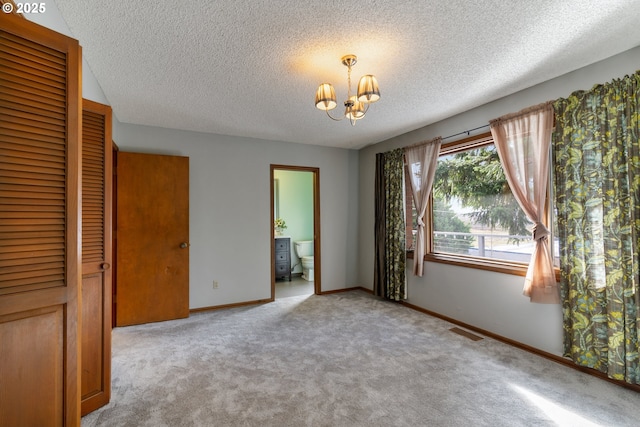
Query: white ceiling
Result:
<box><xmin>53</xmin><ymin>0</ymin><xmax>640</xmax><ymax>149</ymax></box>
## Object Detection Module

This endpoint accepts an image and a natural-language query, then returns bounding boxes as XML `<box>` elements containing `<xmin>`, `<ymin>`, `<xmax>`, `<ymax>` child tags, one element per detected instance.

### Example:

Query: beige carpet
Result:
<box><xmin>82</xmin><ymin>291</ymin><xmax>640</xmax><ymax>426</ymax></box>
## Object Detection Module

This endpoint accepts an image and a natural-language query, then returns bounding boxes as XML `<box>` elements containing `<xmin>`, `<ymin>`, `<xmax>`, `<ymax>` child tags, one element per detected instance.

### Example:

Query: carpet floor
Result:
<box><xmin>82</xmin><ymin>290</ymin><xmax>640</xmax><ymax>426</ymax></box>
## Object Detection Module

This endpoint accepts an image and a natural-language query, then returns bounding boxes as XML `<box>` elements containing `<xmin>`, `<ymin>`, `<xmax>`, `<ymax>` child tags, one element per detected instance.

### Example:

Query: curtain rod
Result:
<box><xmin>378</xmin><ymin>123</ymin><xmax>491</xmax><ymax>155</ymax></box>
<box><xmin>442</xmin><ymin>124</ymin><xmax>490</xmax><ymax>141</ymax></box>
<box><xmin>408</xmin><ymin>124</ymin><xmax>491</xmax><ymax>148</ymax></box>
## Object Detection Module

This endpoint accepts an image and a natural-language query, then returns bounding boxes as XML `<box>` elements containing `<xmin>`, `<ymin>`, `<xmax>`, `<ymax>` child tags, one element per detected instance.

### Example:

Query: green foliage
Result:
<box><xmin>433</xmin><ymin>197</ymin><xmax>471</xmax><ymax>233</ymax></box>
<box><xmin>432</xmin><ymin>196</ymin><xmax>474</xmax><ymax>254</ymax></box>
<box><xmin>433</xmin><ymin>146</ymin><xmax>530</xmax><ymax>237</ymax></box>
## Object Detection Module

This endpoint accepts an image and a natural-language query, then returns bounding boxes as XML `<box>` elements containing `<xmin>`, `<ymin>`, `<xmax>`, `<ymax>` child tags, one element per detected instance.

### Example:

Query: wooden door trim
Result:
<box><xmin>270</xmin><ymin>165</ymin><xmax>321</xmax><ymax>299</ymax></box>
<box><xmin>112</xmin><ymin>142</ymin><xmax>119</xmax><ymax>328</ymax></box>
<box><xmin>62</xmin><ymin>17</ymin><xmax>83</xmax><ymax>427</ymax></box>
<box><xmin>66</xmin><ymin>30</ymin><xmax>82</xmax><ymax>427</ymax></box>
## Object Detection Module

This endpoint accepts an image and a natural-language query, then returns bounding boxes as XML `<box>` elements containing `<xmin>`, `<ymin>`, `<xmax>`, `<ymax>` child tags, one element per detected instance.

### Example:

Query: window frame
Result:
<box><xmin>406</xmin><ymin>131</ymin><xmax>560</xmax><ymax>279</ymax></box>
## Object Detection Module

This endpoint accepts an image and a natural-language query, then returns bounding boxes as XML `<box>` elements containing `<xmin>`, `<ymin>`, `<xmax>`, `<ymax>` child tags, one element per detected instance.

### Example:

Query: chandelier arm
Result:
<box><xmin>352</xmin><ymin>103</ymin><xmax>369</xmax><ymax>125</ymax></box>
<box><xmin>325</xmin><ymin>109</ymin><xmax>345</xmax><ymax>121</ymax></box>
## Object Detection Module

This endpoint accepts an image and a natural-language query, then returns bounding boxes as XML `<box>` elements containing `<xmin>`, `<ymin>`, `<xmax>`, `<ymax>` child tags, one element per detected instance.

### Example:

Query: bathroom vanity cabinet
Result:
<box><xmin>274</xmin><ymin>236</ymin><xmax>292</xmax><ymax>281</ymax></box>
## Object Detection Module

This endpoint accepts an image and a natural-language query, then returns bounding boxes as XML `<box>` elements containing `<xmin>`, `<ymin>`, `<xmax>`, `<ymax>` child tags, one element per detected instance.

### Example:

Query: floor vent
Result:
<box><xmin>450</xmin><ymin>327</ymin><xmax>483</xmax><ymax>341</ymax></box>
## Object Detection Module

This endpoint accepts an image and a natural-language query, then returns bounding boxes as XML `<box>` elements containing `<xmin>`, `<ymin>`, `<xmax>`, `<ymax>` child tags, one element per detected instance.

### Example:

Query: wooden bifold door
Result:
<box><xmin>0</xmin><ymin>12</ymin><xmax>82</xmax><ymax>427</ymax></box>
<box><xmin>80</xmin><ymin>99</ymin><xmax>113</xmax><ymax>415</ymax></box>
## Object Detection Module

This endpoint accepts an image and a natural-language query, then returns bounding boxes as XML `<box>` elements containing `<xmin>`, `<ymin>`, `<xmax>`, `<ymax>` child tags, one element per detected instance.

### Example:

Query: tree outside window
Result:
<box><xmin>432</xmin><ymin>142</ymin><xmax>533</xmax><ymax>262</ymax></box>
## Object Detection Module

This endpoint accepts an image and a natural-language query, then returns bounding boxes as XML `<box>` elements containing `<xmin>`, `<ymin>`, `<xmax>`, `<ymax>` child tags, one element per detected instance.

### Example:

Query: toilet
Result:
<box><xmin>294</xmin><ymin>240</ymin><xmax>314</xmax><ymax>281</ymax></box>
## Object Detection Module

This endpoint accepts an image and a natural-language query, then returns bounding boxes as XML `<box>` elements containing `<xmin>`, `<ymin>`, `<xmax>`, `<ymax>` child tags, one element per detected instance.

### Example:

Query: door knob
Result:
<box><xmin>100</xmin><ymin>262</ymin><xmax>111</xmax><ymax>271</ymax></box>
<box><xmin>180</xmin><ymin>242</ymin><xmax>190</xmax><ymax>249</ymax></box>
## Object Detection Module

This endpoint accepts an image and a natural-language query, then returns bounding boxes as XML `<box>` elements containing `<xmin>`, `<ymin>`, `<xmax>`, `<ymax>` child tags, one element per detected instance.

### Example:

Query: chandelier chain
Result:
<box><xmin>347</xmin><ymin>63</ymin><xmax>352</xmax><ymax>100</ymax></box>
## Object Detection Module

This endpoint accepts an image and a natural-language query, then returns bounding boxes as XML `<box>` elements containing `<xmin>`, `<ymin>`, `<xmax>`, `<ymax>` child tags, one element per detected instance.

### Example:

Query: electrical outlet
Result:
<box><xmin>213</xmin><ymin>280</ymin><xmax>219</xmax><ymax>289</ymax></box>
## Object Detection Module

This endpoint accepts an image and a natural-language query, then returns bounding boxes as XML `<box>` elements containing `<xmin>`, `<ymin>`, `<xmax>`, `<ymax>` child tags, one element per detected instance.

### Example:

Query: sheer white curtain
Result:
<box><xmin>490</xmin><ymin>102</ymin><xmax>559</xmax><ymax>303</ymax></box>
<box><xmin>405</xmin><ymin>137</ymin><xmax>442</xmax><ymax>277</ymax></box>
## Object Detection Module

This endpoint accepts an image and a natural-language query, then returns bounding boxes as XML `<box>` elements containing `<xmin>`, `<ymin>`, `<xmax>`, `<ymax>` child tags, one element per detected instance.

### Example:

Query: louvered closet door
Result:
<box><xmin>0</xmin><ymin>13</ymin><xmax>82</xmax><ymax>427</ymax></box>
<box><xmin>80</xmin><ymin>99</ymin><xmax>112</xmax><ymax>415</ymax></box>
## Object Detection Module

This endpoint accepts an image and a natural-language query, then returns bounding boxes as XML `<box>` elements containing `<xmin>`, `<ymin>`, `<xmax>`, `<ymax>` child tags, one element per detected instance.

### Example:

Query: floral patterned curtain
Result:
<box><xmin>374</xmin><ymin>148</ymin><xmax>406</xmax><ymax>301</ymax></box>
<box><xmin>553</xmin><ymin>70</ymin><xmax>640</xmax><ymax>384</ymax></box>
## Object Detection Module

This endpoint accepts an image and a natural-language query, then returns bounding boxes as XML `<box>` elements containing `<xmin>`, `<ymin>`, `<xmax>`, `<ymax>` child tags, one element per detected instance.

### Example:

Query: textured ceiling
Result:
<box><xmin>53</xmin><ymin>0</ymin><xmax>640</xmax><ymax>149</ymax></box>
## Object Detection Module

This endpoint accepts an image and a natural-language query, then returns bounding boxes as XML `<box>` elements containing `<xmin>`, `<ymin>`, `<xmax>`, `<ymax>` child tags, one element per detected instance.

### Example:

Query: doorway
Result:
<box><xmin>270</xmin><ymin>165</ymin><xmax>321</xmax><ymax>299</ymax></box>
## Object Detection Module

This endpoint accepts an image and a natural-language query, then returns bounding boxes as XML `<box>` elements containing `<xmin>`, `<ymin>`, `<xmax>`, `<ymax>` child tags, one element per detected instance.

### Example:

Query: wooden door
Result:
<box><xmin>116</xmin><ymin>152</ymin><xmax>189</xmax><ymax>326</ymax></box>
<box><xmin>0</xmin><ymin>13</ymin><xmax>82</xmax><ymax>427</ymax></box>
<box><xmin>80</xmin><ymin>99</ymin><xmax>112</xmax><ymax>415</ymax></box>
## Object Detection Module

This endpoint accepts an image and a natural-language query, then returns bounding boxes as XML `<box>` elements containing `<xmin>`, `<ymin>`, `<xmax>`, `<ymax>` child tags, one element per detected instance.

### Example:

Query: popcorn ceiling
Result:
<box><xmin>53</xmin><ymin>0</ymin><xmax>640</xmax><ymax>149</ymax></box>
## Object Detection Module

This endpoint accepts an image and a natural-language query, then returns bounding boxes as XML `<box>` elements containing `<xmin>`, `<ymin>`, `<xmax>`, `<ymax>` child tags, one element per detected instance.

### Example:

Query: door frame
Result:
<box><xmin>112</xmin><ymin>142</ymin><xmax>119</xmax><ymax>327</ymax></box>
<box><xmin>270</xmin><ymin>165</ymin><xmax>321</xmax><ymax>298</ymax></box>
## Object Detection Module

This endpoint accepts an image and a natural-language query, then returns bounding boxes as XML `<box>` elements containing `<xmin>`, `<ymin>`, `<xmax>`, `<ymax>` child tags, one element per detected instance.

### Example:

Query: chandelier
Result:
<box><xmin>314</xmin><ymin>54</ymin><xmax>380</xmax><ymax>125</ymax></box>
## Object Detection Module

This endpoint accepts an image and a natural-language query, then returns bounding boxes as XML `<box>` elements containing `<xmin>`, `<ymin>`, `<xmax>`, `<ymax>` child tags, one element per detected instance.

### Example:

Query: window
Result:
<box><xmin>406</xmin><ymin>132</ymin><xmax>559</xmax><ymax>275</ymax></box>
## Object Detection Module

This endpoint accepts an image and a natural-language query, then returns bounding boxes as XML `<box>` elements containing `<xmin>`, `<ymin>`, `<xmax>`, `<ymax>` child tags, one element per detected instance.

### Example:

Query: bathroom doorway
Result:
<box><xmin>270</xmin><ymin>165</ymin><xmax>320</xmax><ymax>299</ymax></box>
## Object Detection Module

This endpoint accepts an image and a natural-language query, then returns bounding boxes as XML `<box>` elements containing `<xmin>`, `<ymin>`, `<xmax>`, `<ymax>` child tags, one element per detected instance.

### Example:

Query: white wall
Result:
<box><xmin>113</xmin><ymin>121</ymin><xmax>360</xmax><ymax>309</ymax></box>
<box><xmin>358</xmin><ymin>46</ymin><xmax>640</xmax><ymax>356</ymax></box>
<box><xmin>25</xmin><ymin>1</ymin><xmax>110</xmax><ymax>105</ymax></box>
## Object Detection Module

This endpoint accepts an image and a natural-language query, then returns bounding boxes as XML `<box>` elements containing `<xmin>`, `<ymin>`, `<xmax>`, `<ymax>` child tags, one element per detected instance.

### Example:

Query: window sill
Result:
<box><xmin>407</xmin><ymin>251</ymin><xmax>561</xmax><ymax>281</ymax></box>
